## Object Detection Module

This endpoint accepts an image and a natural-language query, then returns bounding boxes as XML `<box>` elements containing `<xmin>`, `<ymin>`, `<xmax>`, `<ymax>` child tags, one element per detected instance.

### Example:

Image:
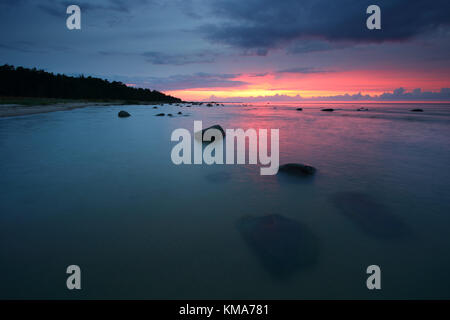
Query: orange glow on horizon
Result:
<box><xmin>163</xmin><ymin>69</ymin><xmax>450</xmax><ymax>101</ymax></box>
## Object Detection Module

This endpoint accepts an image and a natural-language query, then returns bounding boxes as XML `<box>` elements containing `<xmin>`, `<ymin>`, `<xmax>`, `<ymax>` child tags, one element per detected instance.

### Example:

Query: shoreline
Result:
<box><xmin>0</xmin><ymin>101</ymin><xmax>170</xmax><ymax>118</ymax></box>
<box><xmin>0</xmin><ymin>102</ymin><xmax>121</xmax><ymax>118</ymax></box>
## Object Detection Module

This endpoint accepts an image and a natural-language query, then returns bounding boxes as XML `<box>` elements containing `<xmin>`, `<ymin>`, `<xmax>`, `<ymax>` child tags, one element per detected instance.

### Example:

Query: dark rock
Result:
<box><xmin>330</xmin><ymin>192</ymin><xmax>410</xmax><ymax>239</ymax></box>
<box><xmin>206</xmin><ymin>103</ymin><xmax>213</xmax><ymax>107</ymax></box>
<box><xmin>411</xmin><ymin>108</ymin><xmax>424</xmax><ymax>112</ymax></box>
<box><xmin>296</xmin><ymin>108</ymin><xmax>303</xmax><ymax>111</ymax></box>
<box><xmin>155</xmin><ymin>113</ymin><xmax>165</xmax><ymax>116</ymax></box>
<box><xmin>236</xmin><ymin>214</ymin><xmax>318</xmax><ymax>278</ymax></box>
<box><xmin>195</xmin><ymin>124</ymin><xmax>225</xmax><ymax>142</ymax></box>
<box><xmin>152</xmin><ymin>106</ymin><xmax>158</xmax><ymax>109</ymax></box>
<box><xmin>177</xmin><ymin>111</ymin><xmax>182</xmax><ymax>115</ymax></box>
<box><xmin>278</xmin><ymin>163</ymin><xmax>316</xmax><ymax>176</ymax></box>
<box><xmin>186</xmin><ymin>105</ymin><xmax>192</xmax><ymax>107</ymax></box>
<box><xmin>321</xmin><ymin>108</ymin><xmax>334</xmax><ymax>112</ymax></box>
<box><xmin>203</xmin><ymin>124</ymin><xmax>225</xmax><ymax>136</ymax></box>
<box><xmin>118</xmin><ymin>110</ymin><xmax>131</xmax><ymax>118</ymax></box>
<box><xmin>357</xmin><ymin>107</ymin><xmax>368</xmax><ymax>111</ymax></box>
<box><xmin>167</xmin><ymin>113</ymin><xmax>173</xmax><ymax>117</ymax></box>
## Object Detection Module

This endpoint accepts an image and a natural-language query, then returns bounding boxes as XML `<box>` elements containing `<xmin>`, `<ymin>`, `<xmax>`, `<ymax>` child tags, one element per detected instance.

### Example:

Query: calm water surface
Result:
<box><xmin>1</xmin><ymin>102</ymin><xmax>450</xmax><ymax>299</ymax></box>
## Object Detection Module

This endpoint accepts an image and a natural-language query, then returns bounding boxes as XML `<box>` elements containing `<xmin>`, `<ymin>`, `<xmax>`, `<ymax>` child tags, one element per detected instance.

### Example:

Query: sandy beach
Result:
<box><xmin>0</xmin><ymin>102</ymin><xmax>124</xmax><ymax>118</ymax></box>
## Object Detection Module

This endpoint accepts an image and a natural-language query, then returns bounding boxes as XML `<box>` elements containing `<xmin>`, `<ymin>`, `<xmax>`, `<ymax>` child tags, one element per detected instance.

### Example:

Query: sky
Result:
<box><xmin>0</xmin><ymin>0</ymin><xmax>449</xmax><ymax>101</ymax></box>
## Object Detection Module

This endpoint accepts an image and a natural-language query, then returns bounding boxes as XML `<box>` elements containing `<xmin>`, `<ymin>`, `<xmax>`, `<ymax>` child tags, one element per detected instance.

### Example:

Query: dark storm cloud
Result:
<box><xmin>248</xmin><ymin>72</ymin><xmax>269</xmax><ymax>77</ymax></box>
<box><xmin>286</xmin><ymin>40</ymin><xmax>352</xmax><ymax>54</ymax></box>
<box><xmin>0</xmin><ymin>41</ymin><xmax>44</xmax><ymax>54</ymax></box>
<box><xmin>0</xmin><ymin>0</ymin><xmax>27</xmax><ymax>6</ymax></box>
<box><xmin>118</xmin><ymin>72</ymin><xmax>248</xmax><ymax>91</ymax></box>
<box><xmin>276</xmin><ymin>67</ymin><xmax>332</xmax><ymax>74</ymax></box>
<box><xmin>0</xmin><ymin>41</ymin><xmax>70</xmax><ymax>54</ymax></box>
<box><xmin>37</xmin><ymin>0</ymin><xmax>139</xmax><ymax>17</ymax></box>
<box><xmin>202</xmin><ymin>0</ymin><xmax>450</xmax><ymax>51</ymax></box>
<box><xmin>142</xmin><ymin>51</ymin><xmax>216</xmax><ymax>65</ymax></box>
<box><xmin>97</xmin><ymin>50</ymin><xmax>218</xmax><ymax>66</ymax></box>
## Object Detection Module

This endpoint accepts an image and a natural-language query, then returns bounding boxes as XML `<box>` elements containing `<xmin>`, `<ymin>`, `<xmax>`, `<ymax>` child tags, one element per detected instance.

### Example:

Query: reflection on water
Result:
<box><xmin>204</xmin><ymin>171</ymin><xmax>232</xmax><ymax>184</ymax></box>
<box><xmin>0</xmin><ymin>102</ymin><xmax>450</xmax><ymax>299</ymax></box>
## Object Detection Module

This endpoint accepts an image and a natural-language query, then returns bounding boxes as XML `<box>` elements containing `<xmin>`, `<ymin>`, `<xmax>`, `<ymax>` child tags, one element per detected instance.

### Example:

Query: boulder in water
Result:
<box><xmin>321</xmin><ymin>108</ymin><xmax>334</xmax><ymax>112</ymax></box>
<box><xmin>118</xmin><ymin>110</ymin><xmax>131</xmax><ymax>118</ymax></box>
<box><xmin>296</xmin><ymin>108</ymin><xmax>303</xmax><ymax>111</ymax></box>
<box><xmin>236</xmin><ymin>214</ymin><xmax>318</xmax><ymax>278</ymax></box>
<box><xmin>155</xmin><ymin>113</ymin><xmax>165</xmax><ymax>116</ymax></box>
<box><xmin>330</xmin><ymin>192</ymin><xmax>410</xmax><ymax>239</ymax></box>
<box><xmin>278</xmin><ymin>163</ymin><xmax>316</xmax><ymax>176</ymax></box>
<box><xmin>411</xmin><ymin>108</ymin><xmax>423</xmax><ymax>112</ymax></box>
<box><xmin>195</xmin><ymin>124</ymin><xmax>226</xmax><ymax>142</ymax></box>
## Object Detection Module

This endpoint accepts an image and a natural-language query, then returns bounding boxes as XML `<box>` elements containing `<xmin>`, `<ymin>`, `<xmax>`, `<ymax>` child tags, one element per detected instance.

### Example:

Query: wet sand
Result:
<box><xmin>0</xmin><ymin>102</ymin><xmax>122</xmax><ymax>117</ymax></box>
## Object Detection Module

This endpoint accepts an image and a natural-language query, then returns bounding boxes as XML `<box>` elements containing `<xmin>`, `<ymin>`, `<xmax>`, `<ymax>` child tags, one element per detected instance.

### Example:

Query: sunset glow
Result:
<box><xmin>166</xmin><ymin>69</ymin><xmax>450</xmax><ymax>101</ymax></box>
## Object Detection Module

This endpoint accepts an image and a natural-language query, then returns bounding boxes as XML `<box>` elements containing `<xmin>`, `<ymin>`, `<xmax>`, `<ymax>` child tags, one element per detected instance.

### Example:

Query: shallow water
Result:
<box><xmin>1</xmin><ymin>102</ymin><xmax>450</xmax><ymax>299</ymax></box>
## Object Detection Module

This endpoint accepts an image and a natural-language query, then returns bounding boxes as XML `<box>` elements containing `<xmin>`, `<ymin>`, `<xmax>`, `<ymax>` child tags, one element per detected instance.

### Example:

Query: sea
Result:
<box><xmin>1</xmin><ymin>102</ymin><xmax>449</xmax><ymax>299</ymax></box>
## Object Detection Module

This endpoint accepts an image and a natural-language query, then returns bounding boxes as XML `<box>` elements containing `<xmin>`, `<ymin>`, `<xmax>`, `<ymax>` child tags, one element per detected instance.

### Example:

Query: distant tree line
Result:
<box><xmin>0</xmin><ymin>64</ymin><xmax>181</xmax><ymax>102</ymax></box>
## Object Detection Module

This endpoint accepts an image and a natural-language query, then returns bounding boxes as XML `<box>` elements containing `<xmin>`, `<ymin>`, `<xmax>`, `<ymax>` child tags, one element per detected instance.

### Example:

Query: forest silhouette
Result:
<box><xmin>0</xmin><ymin>65</ymin><xmax>181</xmax><ymax>103</ymax></box>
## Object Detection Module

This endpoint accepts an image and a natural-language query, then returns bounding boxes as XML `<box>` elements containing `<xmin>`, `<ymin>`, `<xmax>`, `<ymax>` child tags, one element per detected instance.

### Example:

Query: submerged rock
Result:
<box><xmin>155</xmin><ymin>113</ymin><xmax>165</xmax><ymax>116</ymax></box>
<box><xmin>411</xmin><ymin>108</ymin><xmax>424</xmax><ymax>112</ymax></box>
<box><xmin>153</xmin><ymin>106</ymin><xmax>158</xmax><ymax>109</ymax></box>
<box><xmin>237</xmin><ymin>214</ymin><xmax>318</xmax><ymax>278</ymax></box>
<box><xmin>167</xmin><ymin>113</ymin><xmax>173</xmax><ymax>117</ymax></box>
<box><xmin>330</xmin><ymin>192</ymin><xmax>409</xmax><ymax>239</ymax></box>
<box><xmin>278</xmin><ymin>163</ymin><xmax>316</xmax><ymax>176</ymax></box>
<box><xmin>195</xmin><ymin>124</ymin><xmax>226</xmax><ymax>142</ymax></box>
<box><xmin>177</xmin><ymin>111</ymin><xmax>182</xmax><ymax>115</ymax></box>
<box><xmin>296</xmin><ymin>108</ymin><xmax>303</xmax><ymax>111</ymax></box>
<box><xmin>321</xmin><ymin>108</ymin><xmax>334</xmax><ymax>112</ymax></box>
<box><xmin>357</xmin><ymin>107</ymin><xmax>369</xmax><ymax>111</ymax></box>
<box><xmin>118</xmin><ymin>110</ymin><xmax>131</xmax><ymax>118</ymax></box>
